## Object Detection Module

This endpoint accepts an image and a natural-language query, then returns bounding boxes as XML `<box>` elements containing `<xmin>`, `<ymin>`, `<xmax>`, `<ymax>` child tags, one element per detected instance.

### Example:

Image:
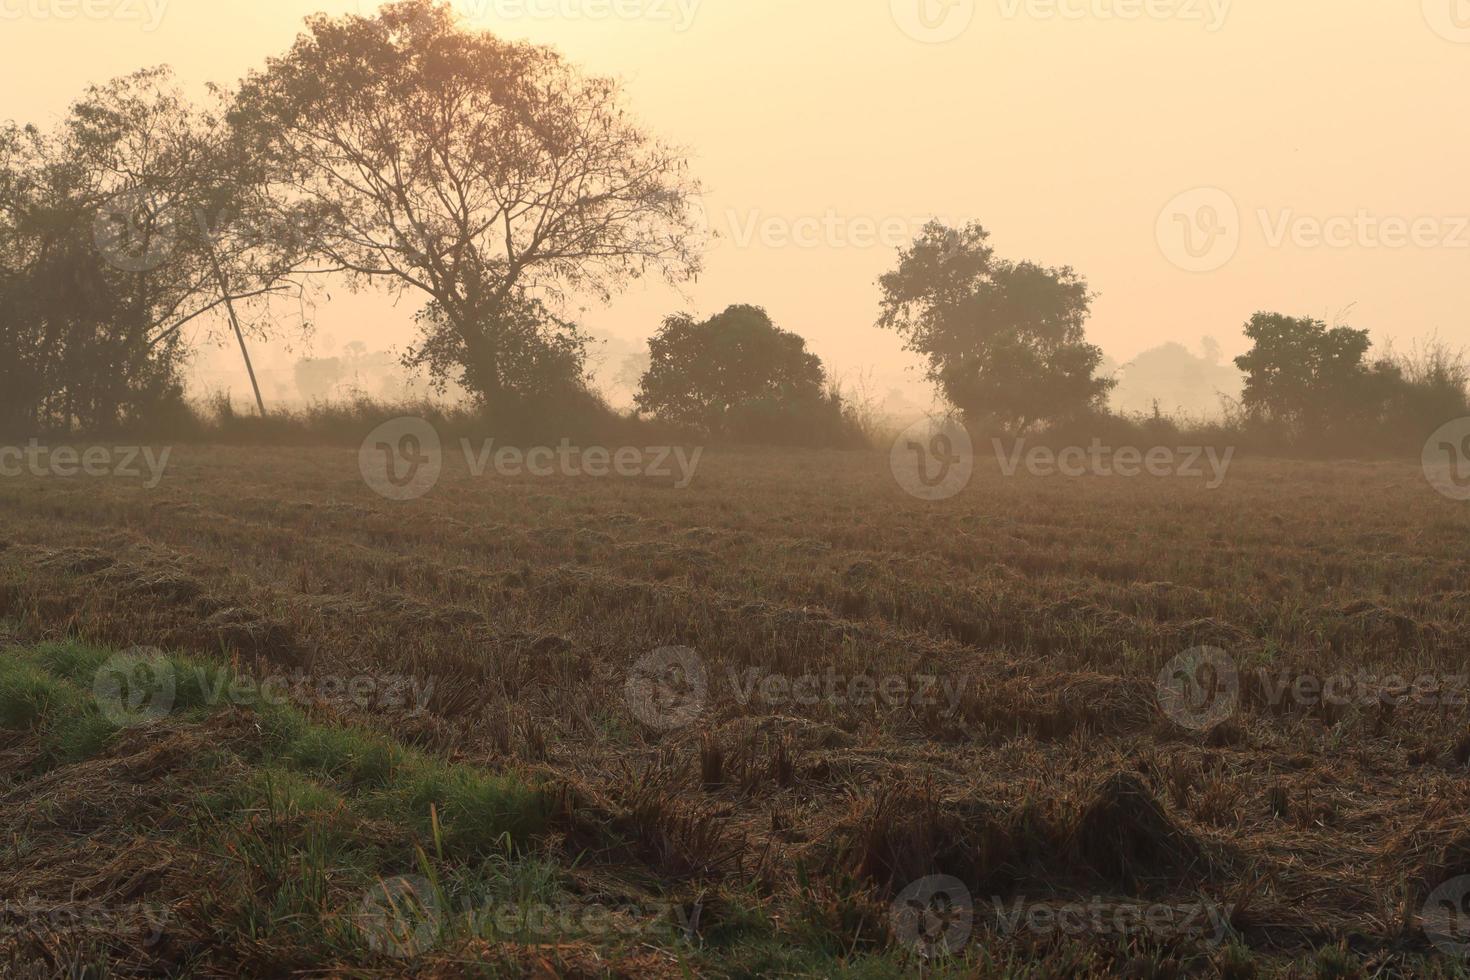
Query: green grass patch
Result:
<box><xmin>1</xmin><ymin>640</ymin><xmax>548</xmax><ymax>859</ymax></box>
<box><xmin>252</xmin><ymin>700</ymin><xmax>547</xmax><ymax>860</ymax></box>
<box><xmin>31</xmin><ymin>640</ymin><xmax>112</xmax><ymax>685</ymax></box>
<box><xmin>0</xmin><ymin>650</ymin><xmax>121</xmax><ymax>767</ymax></box>
<box><xmin>274</xmin><ymin>719</ymin><xmax>403</xmax><ymax>791</ymax></box>
<box><xmin>0</xmin><ymin>636</ymin><xmax>560</xmax><ymax>974</ymax></box>
<box><xmin>0</xmin><ymin>657</ymin><xmax>76</xmax><ymax>729</ymax></box>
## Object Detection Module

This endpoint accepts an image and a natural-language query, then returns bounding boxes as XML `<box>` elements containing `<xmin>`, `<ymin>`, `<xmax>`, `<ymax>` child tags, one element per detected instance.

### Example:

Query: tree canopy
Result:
<box><xmin>0</xmin><ymin>67</ymin><xmax>299</xmax><ymax>429</ymax></box>
<box><xmin>877</xmin><ymin>221</ymin><xmax>1114</xmax><ymax>430</ymax></box>
<box><xmin>231</xmin><ymin>0</ymin><xmax>702</xmax><ymax>407</ymax></box>
<box><xmin>636</xmin><ymin>304</ymin><xmax>832</xmax><ymax>435</ymax></box>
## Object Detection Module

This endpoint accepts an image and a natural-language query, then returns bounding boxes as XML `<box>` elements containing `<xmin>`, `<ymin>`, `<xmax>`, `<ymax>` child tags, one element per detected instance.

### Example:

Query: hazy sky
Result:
<box><xmin>3</xmin><ymin>0</ymin><xmax>1467</xmax><ymax>400</ymax></box>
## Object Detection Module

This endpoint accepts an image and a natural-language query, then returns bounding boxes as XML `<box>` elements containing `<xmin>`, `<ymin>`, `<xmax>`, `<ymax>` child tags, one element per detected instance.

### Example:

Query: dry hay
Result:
<box><xmin>1068</xmin><ymin>771</ymin><xmax>1206</xmax><ymax>890</ymax></box>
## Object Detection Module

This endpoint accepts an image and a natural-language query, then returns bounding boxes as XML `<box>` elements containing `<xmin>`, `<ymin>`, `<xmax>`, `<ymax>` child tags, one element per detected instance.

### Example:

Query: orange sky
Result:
<box><xmin>3</xmin><ymin>0</ymin><xmax>1467</xmax><ymax>403</ymax></box>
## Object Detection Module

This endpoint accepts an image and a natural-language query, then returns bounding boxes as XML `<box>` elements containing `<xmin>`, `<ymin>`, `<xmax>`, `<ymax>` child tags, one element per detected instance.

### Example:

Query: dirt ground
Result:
<box><xmin>2</xmin><ymin>444</ymin><xmax>1468</xmax><ymax>977</ymax></box>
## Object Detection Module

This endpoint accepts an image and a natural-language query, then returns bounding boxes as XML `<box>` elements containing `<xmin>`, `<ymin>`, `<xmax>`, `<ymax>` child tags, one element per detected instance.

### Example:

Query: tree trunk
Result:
<box><xmin>454</xmin><ymin>310</ymin><xmax>504</xmax><ymax>410</ymax></box>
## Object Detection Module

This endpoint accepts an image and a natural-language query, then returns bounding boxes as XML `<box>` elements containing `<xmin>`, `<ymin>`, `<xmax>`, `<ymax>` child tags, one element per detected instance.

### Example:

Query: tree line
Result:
<box><xmin>2</xmin><ymin>0</ymin><xmax>1463</xmax><ymax>453</ymax></box>
<box><xmin>2</xmin><ymin>0</ymin><xmax>699</xmax><ymax>434</ymax></box>
<box><xmin>871</xmin><ymin>222</ymin><xmax>1468</xmax><ymax>452</ymax></box>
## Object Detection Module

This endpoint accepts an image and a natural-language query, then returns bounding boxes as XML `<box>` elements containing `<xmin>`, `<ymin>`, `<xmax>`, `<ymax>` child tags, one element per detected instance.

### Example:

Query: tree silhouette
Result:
<box><xmin>877</xmin><ymin>221</ymin><xmax>1113</xmax><ymax>430</ymax></box>
<box><xmin>0</xmin><ymin>67</ymin><xmax>308</xmax><ymax>430</ymax></box>
<box><xmin>1235</xmin><ymin>313</ymin><xmax>1380</xmax><ymax>437</ymax></box>
<box><xmin>636</xmin><ymin>305</ymin><xmax>830</xmax><ymax>436</ymax></box>
<box><xmin>231</xmin><ymin>0</ymin><xmax>702</xmax><ymax>408</ymax></box>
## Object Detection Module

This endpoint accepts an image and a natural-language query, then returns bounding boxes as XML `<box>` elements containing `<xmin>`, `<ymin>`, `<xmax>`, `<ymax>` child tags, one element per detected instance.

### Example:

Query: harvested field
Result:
<box><xmin>2</xmin><ymin>444</ymin><xmax>1469</xmax><ymax>976</ymax></box>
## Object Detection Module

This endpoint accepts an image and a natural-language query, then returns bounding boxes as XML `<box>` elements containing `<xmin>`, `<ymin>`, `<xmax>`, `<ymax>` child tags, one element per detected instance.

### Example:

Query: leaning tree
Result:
<box><xmin>231</xmin><ymin>0</ymin><xmax>704</xmax><ymax>407</ymax></box>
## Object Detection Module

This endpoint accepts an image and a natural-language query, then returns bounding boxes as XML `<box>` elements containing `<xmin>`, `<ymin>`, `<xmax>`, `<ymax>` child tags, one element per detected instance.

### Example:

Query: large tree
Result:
<box><xmin>231</xmin><ymin>0</ymin><xmax>702</xmax><ymax>407</ymax></box>
<box><xmin>877</xmin><ymin>221</ymin><xmax>1114</xmax><ymax>430</ymax></box>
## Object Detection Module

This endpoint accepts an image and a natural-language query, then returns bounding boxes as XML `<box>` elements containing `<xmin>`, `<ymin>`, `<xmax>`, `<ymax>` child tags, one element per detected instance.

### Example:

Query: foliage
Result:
<box><xmin>877</xmin><ymin>221</ymin><xmax>1114</xmax><ymax>430</ymax></box>
<box><xmin>231</xmin><ymin>0</ymin><xmax>702</xmax><ymax>408</ymax></box>
<box><xmin>1234</xmin><ymin>313</ymin><xmax>1469</xmax><ymax>448</ymax></box>
<box><xmin>407</xmin><ymin>292</ymin><xmax>591</xmax><ymax>405</ymax></box>
<box><xmin>1234</xmin><ymin>313</ymin><xmax>1375</xmax><ymax>434</ymax></box>
<box><xmin>635</xmin><ymin>304</ymin><xmax>857</xmax><ymax>444</ymax></box>
<box><xmin>0</xmin><ymin>67</ymin><xmax>302</xmax><ymax>431</ymax></box>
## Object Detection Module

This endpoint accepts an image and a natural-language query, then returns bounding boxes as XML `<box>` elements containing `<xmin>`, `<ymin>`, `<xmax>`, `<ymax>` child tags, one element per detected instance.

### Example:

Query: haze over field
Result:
<box><xmin>4</xmin><ymin>0</ymin><xmax>1466</xmax><ymax>413</ymax></box>
<box><xmin>9</xmin><ymin>2</ymin><xmax>1470</xmax><ymax>975</ymax></box>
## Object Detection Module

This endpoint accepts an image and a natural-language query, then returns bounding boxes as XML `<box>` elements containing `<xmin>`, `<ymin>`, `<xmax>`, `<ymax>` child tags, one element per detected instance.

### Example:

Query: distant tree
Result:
<box><xmin>636</xmin><ymin>305</ymin><xmax>829</xmax><ymax>434</ymax></box>
<box><xmin>1112</xmin><ymin>339</ymin><xmax>1243</xmax><ymax>418</ymax></box>
<box><xmin>232</xmin><ymin>0</ymin><xmax>702</xmax><ymax>408</ymax></box>
<box><xmin>1234</xmin><ymin>313</ymin><xmax>1381</xmax><ymax>435</ymax></box>
<box><xmin>876</xmin><ymin>221</ymin><xmax>1114</xmax><ymax>430</ymax></box>
<box><xmin>1236</xmin><ymin>315</ymin><xmax>1470</xmax><ymax>447</ymax></box>
<box><xmin>0</xmin><ymin>73</ymin><xmax>201</xmax><ymax>431</ymax></box>
<box><xmin>293</xmin><ymin>355</ymin><xmax>347</xmax><ymax>403</ymax></box>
